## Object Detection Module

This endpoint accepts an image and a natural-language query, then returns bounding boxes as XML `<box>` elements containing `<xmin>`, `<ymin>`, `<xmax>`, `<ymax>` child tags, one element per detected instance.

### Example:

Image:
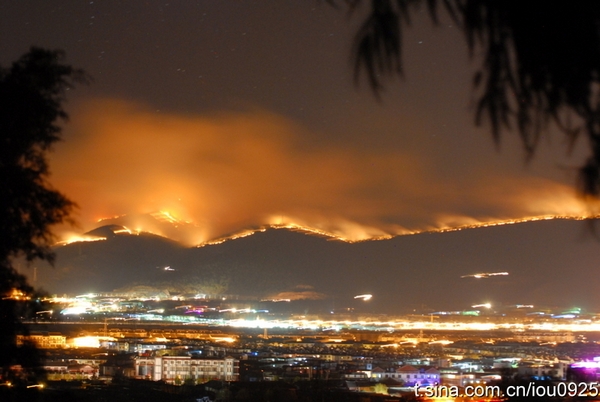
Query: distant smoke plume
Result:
<box><xmin>51</xmin><ymin>98</ymin><xmax>588</xmax><ymax>244</ymax></box>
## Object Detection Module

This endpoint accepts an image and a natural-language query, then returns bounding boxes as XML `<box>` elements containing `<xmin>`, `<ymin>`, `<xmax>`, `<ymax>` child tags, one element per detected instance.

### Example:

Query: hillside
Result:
<box><xmin>26</xmin><ymin>219</ymin><xmax>600</xmax><ymax>314</ymax></box>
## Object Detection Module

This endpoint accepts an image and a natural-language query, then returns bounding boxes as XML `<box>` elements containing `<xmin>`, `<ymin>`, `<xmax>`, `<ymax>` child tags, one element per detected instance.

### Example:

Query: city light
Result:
<box><xmin>69</xmin><ymin>336</ymin><xmax>116</xmax><ymax>348</ymax></box>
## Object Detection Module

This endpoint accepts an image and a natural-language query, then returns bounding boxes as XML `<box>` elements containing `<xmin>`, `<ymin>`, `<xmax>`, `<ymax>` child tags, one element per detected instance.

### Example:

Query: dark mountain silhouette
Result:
<box><xmin>29</xmin><ymin>219</ymin><xmax>600</xmax><ymax>314</ymax></box>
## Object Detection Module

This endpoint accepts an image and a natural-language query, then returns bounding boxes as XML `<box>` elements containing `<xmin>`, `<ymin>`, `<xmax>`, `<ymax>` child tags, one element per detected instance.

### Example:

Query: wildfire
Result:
<box><xmin>199</xmin><ymin>227</ymin><xmax>267</xmax><ymax>247</ymax></box>
<box><xmin>151</xmin><ymin>211</ymin><xmax>181</xmax><ymax>224</ymax></box>
<box><xmin>56</xmin><ymin>235</ymin><xmax>107</xmax><ymax>245</ymax></box>
<box><xmin>113</xmin><ymin>226</ymin><xmax>132</xmax><ymax>235</ymax></box>
<box><xmin>3</xmin><ymin>288</ymin><xmax>31</xmax><ymax>300</ymax></box>
<box><xmin>57</xmin><ymin>212</ymin><xmax>600</xmax><ymax>248</ymax></box>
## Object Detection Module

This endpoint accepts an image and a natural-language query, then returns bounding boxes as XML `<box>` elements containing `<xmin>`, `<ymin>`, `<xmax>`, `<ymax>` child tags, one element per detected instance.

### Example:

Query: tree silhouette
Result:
<box><xmin>0</xmin><ymin>47</ymin><xmax>86</xmax><ymax>380</ymax></box>
<box><xmin>332</xmin><ymin>1</ymin><xmax>600</xmax><ymax>199</ymax></box>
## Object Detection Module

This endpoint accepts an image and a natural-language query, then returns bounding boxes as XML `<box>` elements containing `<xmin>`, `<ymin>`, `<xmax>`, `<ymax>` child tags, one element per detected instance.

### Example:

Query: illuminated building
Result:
<box><xmin>371</xmin><ymin>365</ymin><xmax>440</xmax><ymax>386</ymax></box>
<box><xmin>439</xmin><ymin>369</ymin><xmax>478</xmax><ymax>387</ymax></box>
<box><xmin>134</xmin><ymin>355</ymin><xmax>239</xmax><ymax>382</ymax></box>
<box><xmin>517</xmin><ymin>362</ymin><xmax>567</xmax><ymax>380</ymax></box>
<box><xmin>17</xmin><ymin>332</ymin><xmax>66</xmax><ymax>349</ymax></box>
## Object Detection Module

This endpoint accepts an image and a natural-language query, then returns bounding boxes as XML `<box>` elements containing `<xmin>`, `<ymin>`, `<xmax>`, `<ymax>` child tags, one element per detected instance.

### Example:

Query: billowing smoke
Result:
<box><xmin>50</xmin><ymin>98</ymin><xmax>589</xmax><ymax>245</ymax></box>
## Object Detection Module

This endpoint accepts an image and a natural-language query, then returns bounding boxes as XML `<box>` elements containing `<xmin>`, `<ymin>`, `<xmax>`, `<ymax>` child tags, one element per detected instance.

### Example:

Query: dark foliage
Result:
<box><xmin>0</xmin><ymin>47</ymin><xmax>87</xmax><ymax>266</ymax></box>
<box><xmin>0</xmin><ymin>47</ymin><xmax>85</xmax><ymax>378</ymax></box>
<box><xmin>332</xmin><ymin>1</ymin><xmax>600</xmax><ymax>199</ymax></box>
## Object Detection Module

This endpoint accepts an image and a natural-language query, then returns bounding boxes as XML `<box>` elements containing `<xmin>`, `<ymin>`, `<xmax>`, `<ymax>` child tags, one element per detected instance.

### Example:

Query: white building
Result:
<box><xmin>371</xmin><ymin>365</ymin><xmax>440</xmax><ymax>386</ymax></box>
<box><xmin>134</xmin><ymin>355</ymin><xmax>238</xmax><ymax>382</ymax></box>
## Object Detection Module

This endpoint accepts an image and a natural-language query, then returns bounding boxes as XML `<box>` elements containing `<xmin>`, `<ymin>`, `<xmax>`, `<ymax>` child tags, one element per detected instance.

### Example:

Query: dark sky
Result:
<box><xmin>0</xmin><ymin>1</ymin><xmax>592</xmax><ymax>243</ymax></box>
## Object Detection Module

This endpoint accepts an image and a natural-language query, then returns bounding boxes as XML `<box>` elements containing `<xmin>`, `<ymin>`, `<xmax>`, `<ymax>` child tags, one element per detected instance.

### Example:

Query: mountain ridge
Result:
<box><xmin>28</xmin><ymin>218</ymin><xmax>600</xmax><ymax>314</ymax></box>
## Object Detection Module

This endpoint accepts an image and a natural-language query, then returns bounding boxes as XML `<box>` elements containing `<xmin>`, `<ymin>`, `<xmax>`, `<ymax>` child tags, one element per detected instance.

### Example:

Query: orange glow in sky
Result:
<box><xmin>50</xmin><ymin>99</ymin><xmax>593</xmax><ymax>245</ymax></box>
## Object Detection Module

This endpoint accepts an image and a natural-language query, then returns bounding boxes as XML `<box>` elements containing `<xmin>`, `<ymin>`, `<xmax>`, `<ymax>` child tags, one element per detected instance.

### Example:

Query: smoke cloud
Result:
<box><xmin>50</xmin><ymin>99</ymin><xmax>588</xmax><ymax>244</ymax></box>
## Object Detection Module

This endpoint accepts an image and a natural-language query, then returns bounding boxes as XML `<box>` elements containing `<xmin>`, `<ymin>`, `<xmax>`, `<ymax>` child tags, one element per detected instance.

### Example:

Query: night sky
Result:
<box><xmin>2</xmin><ymin>1</ymin><xmax>599</xmax><ymax>308</ymax></box>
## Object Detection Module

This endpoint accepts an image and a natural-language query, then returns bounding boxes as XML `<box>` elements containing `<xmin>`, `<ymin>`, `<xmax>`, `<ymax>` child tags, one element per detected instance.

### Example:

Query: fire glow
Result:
<box><xmin>50</xmin><ymin>99</ymin><xmax>595</xmax><ymax>246</ymax></box>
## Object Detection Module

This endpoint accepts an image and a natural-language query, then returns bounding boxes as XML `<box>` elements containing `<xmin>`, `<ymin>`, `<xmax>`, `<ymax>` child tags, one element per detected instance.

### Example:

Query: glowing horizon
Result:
<box><xmin>49</xmin><ymin>99</ymin><xmax>597</xmax><ymax>246</ymax></box>
<box><xmin>57</xmin><ymin>211</ymin><xmax>598</xmax><ymax>247</ymax></box>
